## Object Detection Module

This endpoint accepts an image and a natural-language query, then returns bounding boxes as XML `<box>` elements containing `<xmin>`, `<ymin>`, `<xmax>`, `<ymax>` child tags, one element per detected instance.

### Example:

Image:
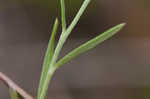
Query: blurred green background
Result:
<box><xmin>0</xmin><ymin>0</ymin><xmax>150</xmax><ymax>99</ymax></box>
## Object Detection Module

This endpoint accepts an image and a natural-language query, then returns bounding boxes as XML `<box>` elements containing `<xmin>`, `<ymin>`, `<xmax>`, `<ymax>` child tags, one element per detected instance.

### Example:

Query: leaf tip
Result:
<box><xmin>55</xmin><ymin>18</ymin><xmax>59</xmax><ymax>25</ymax></box>
<box><xmin>119</xmin><ymin>23</ymin><xmax>126</xmax><ymax>29</ymax></box>
<box><xmin>112</xmin><ymin>22</ymin><xmax>126</xmax><ymax>34</ymax></box>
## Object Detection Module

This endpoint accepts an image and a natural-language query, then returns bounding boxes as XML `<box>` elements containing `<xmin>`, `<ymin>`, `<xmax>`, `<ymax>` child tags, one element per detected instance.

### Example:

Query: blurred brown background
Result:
<box><xmin>0</xmin><ymin>0</ymin><xmax>150</xmax><ymax>99</ymax></box>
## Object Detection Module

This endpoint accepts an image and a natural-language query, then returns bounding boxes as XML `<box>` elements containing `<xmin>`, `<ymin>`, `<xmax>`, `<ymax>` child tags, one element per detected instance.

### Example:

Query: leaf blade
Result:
<box><xmin>37</xmin><ymin>18</ymin><xmax>59</xmax><ymax>98</ymax></box>
<box><xmin>55</xmin><ymin>23</ymin><xmax>126</xmax><ymax>68</ymax></box>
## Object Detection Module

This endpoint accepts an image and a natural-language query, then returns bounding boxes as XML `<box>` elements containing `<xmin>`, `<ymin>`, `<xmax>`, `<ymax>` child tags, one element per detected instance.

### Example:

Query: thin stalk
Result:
<box><xmin>61</xmin><ymin>0</ymin><xmax>66</xmax><ymax>32</ymax></box>
<box><xmin>38</xmin><ymin>0</ymin><xmax>91</xmax><ymax>99</ymax></box>
<box><xmin>0</xmin><ymin>72</ymin><xmax>34</xmax><ymax>99</ymax></box>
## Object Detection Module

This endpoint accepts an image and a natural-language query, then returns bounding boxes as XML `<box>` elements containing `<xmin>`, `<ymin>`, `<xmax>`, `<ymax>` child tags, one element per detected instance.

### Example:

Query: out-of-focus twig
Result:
<box><xmin>0</xmin><ymin>72</ymin><xmax>34</xmax><ymax>99</ymax></box>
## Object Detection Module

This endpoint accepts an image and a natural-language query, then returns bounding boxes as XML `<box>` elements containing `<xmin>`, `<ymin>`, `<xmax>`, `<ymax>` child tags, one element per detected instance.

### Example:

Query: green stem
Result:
<box><xmin>61</xmin><ymin>0</ymin><xmax>66</xmax><ymax>32</ymax></box>
<box><xmin>38</xmin><ymin>67</ymin><xmax>56</xmax><ymax>99</ymax></box>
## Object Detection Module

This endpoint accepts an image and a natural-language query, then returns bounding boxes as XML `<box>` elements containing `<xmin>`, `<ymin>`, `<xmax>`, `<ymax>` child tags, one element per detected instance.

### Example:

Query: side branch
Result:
<box><xmin>0</xmin><ymin>72</ymin><xmax>34</xmax><ymax>99</ymax></box>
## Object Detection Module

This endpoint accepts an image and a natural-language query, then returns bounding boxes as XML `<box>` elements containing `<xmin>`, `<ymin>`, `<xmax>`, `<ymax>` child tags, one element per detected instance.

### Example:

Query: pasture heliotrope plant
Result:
<box><xmin>37</xmin><ymin>0</ymin><xmax>125</xmax><ymax>99</ymax></box>
<box><xmin>0</xmin><ymin>0</ymin><xmax>125</xmax><ymax>99</ymax></box>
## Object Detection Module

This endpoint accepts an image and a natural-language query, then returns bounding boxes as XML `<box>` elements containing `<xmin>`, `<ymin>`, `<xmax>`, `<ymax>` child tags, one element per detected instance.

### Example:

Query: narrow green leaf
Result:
<box><xmin>61</xmin><ymin>0</ymin><xmax>66</xmax><ymax>32</ymax></box>
<box><xmin>9</xmin><ymin>88</ymin><xmax>19</xmax><ymax>99</ymax></box>
<box><xmin>37</xmin><ymin>18</ymin><xmax>59</xmax><ymax>98</ymax></box>
<box><xmin>55</xmin><ymin>23</ymin><xmax>126</xmax><ymax>68</ymax></box>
